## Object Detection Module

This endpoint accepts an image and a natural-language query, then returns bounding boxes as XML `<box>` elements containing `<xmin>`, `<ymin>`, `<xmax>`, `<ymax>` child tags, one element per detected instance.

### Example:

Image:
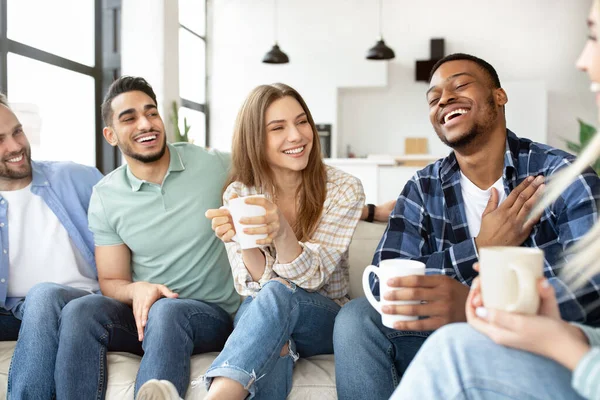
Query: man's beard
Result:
<box><xmin>436</xmin><ymin>95</ymin><xmax>498</xmax><ymax>150</ymax></box>
<box><xmin>0</xmin><ymin>147</ymin><xmax>32</xmax><ymax>180</ymax></box>
<box><xmin>119</xmin><ymin>135</ymin><xmax>167</xmax><ymax>163</ymax></box>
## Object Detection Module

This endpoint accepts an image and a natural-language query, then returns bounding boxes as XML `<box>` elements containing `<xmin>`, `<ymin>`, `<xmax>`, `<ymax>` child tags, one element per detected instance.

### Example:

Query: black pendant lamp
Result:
<box><xmin>366</xmin><ymin>0</ymin><xmax>395</xmax><ymax>60</ymax></box>
<box><xmin>263</xmin><ymin>0</ymin><xmax>289</xmax><ymax>64</ymax></box>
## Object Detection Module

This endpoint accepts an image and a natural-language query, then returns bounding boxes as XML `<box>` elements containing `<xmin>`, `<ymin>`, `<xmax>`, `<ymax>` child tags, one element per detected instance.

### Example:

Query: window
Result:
<box><xmin>178</xmin><ymin>0</ymin><xmax>208</xmax><ymax>147</ymax></box>
<box><xmin>0</xmin><ymin>0</ymin><xmax>121</xmax><ymax>173</ymax></box>
<box><xmin>8</xmin><ymin>54</ymin><xmax>96</xmax><ymax>165</ymax></box>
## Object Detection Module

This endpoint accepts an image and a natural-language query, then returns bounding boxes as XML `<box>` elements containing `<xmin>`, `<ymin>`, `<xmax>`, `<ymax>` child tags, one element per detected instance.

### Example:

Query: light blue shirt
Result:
<box><xmin>0</xmin><ymin>160</ymin><xmax>103</xmax><ymax>311</ymax></box>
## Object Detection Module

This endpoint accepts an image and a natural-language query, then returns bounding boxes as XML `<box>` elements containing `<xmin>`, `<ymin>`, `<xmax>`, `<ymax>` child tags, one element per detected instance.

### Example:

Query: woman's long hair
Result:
<box><xmin>529</xmin><ymin>0</ymin><xmax>600</xmax><ymax>289</ymax></box>
<box><xmin>225</xmin><ymin>83</ymin><xmax>327</xmax><ymax>241</ymax></box>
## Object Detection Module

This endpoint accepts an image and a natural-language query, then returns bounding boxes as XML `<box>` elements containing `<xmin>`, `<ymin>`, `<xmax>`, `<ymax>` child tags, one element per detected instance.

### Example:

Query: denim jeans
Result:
<box><xmin>55</xmin><ymin>294</ymin><xmax>233</xmax><ymax>399</ymax></box>
<box><xmin>6</xmin><ymin>282</ymin><xmax>91</xmax><ymax>400</ymax></box>
<box><xmin>391</xmin><ymin>323</ymin><xmax>585</xmax><ymax>400</ymax></box>
<box><xmin>204</xmin><ymin>280</ymin><xmax>341</xmax><ymax>400</ymax></box>
<box><xmin>333</xmin><ymin>297</ymin><xmax>431</xmax><ymax>400</ymax></box>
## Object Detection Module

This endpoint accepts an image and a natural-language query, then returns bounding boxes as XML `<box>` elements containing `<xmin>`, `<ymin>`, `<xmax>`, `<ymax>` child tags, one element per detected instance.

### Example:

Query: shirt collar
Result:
<box><xmin>502</xmin><ymin>129</ymin><xmax>520</xmax><ymax>181</ymax></box>
<box><xmin>30</xmin><ymin>160</ymin><xmax>50</xmax><ymax>187</ymax></box>
<box><xmin>439</xmin><ymin>129</ymin><xmax>519</xmax><ymax>184</ymax></box>
<box><xmin>126</xmin><ymin>143</ymin><xmax>185</xmax><ymax>192</ymax></box>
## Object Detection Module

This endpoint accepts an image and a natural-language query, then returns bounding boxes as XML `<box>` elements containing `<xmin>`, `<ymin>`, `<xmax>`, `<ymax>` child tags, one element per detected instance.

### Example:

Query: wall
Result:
<box><xmin>210</xmin><ymin>0</ymin><xmax>387</xmax><ymax>155</ymax></box>
<box><xmin>210</xmin><ymin>0</ymin><xmax>597</xmax><ymax>157</ymax></box>
<box><xmin>121</xmin><ymin>0</ymin><xmax>180</xmax><ymax>140</ymax></box>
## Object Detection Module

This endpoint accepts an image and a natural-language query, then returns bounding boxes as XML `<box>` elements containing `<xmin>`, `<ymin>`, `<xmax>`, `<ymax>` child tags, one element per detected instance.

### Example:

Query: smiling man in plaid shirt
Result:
<box><xmin>334</xmin><ymin>53</ymin><xmax>600</xmax><ymax>400</ymax></box>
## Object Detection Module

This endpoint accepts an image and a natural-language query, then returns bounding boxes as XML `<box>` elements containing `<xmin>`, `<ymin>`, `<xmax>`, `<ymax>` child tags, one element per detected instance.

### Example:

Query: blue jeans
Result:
<box><xmin>5</xmin><ymin>282</ymin><xmax>91</xmax><ymax>400</ymax></box>
<box><xmin>54</xmin><ymin>294</ymin><xmax>233</xmax><ymax>399</ymax></box>
<box><xmin>205</xmin><ymin>280</ymin><xmax>341</xmax><ymax>400</ymax></box>
<box><xmin>391</xmin><ymin>323</ymin><xmax>585</xmax><ymax>400</ymax></box>
<box><xmin>333</xmin><ymin>297</ymin><xmax>430</xmax><ymax>400</ymax></box>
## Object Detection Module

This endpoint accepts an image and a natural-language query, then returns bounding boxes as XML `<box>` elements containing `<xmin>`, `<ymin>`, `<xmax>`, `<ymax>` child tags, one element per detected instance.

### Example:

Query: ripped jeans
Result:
<box><xmin>204</xmin><ymin>280</ymin><xmax>341</xmax><ymax>399</ymax></box>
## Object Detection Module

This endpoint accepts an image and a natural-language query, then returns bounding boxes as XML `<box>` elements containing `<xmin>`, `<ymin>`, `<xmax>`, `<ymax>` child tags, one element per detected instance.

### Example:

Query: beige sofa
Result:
<box><xmin>0</xmin><ymin>221</ymin><xmax>386</xmax><ymax>399</ymax></box>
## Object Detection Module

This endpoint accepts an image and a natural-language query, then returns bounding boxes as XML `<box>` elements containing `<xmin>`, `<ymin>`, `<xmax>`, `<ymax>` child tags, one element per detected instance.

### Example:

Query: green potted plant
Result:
<box><xmin>170</xmin><ymin>101</ymin><xmax>191</xmax><ymax>143</ymax></box>
<box><xmin>564</xmin><ymin>119</ymin><xmax>600</xmax><ymax>175</ymax></box>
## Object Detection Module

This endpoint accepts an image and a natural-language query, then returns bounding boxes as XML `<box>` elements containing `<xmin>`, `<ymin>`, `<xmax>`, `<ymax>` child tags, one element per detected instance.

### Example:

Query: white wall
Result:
<box><xmin>210</xmin><ymin>0</ymin><xmax>597</xmax><ymax>157</ymax></box>
<box><xmin>121</xmin><ymin>0</ymin><xmax>180</xmax><ymax>140</ymax></box>
<box><xmin>210</xmin><ymin>0</ymin><xmax>387</xmax><ymax>154</ymax></box>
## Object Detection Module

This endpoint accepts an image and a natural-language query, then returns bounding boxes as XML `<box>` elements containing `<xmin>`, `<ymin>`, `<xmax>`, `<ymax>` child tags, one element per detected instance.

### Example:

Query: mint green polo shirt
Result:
<box><xmin>88</xmin><ymin>142</ymin><xmax>240</xmax><ymax>315</ymax></box>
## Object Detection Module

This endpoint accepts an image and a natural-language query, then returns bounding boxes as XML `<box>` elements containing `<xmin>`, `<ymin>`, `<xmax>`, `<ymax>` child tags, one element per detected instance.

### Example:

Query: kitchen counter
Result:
<box><xmin>324</xmin><ymin>156</ymin><xmax>440</xmax><ymax>204</ymax></box>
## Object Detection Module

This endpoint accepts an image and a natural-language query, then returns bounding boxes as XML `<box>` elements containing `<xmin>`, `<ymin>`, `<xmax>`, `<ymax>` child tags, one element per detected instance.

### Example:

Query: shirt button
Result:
<box><xmin>3</xmin><ymin>249</ymin><xmax>6</xmax><ymax>254</ymax></box>
<box><xmin>0</xmin><ymin>200</ymin><xmax>4</xmax><ymax>205</ymax></box>
<box><xmin>0</xmin><ymin>279</ymin><xmax>5</xmax><ymax>283</ymax></box>
<box><xmin>0</xmin><ymin>223</ymin><xmax>4</xmax><ymax>227</ymax></box>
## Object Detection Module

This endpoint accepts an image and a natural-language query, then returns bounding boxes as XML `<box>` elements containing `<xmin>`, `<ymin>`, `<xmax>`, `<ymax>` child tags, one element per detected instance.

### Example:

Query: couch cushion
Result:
<box><xmin>348</xmin><ymin>221</ymin><xmax>386</xmax><ymax>299</ymax></box>
<box><xmin>0</xmin><ymin>341</ymin><xmax>336</xmax><ymax>399</ymax></box>
<box><xmin>0</xmin><ymin>222</ymin><xmax>385</xmax><ymax>399</ymax></box>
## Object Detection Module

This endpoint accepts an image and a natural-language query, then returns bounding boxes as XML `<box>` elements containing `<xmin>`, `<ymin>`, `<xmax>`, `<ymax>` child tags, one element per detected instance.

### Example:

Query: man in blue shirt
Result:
<box><xmin>0</xmin><ymin>94</ymin><xmax>102</xmax><ymax>398</ymax></box>
<box><xmin>334</xmin><ymin>53</ymin><xmax>600</xmax><ymax>400</ymax></box>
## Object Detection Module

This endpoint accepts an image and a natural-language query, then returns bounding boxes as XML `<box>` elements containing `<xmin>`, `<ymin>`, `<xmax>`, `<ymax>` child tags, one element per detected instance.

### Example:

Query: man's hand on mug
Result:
<box><xmin>205</xmin><ymin>194</ymin><xmax>238</xmax><ymax>243</ymax></box>
<box><xmin>382</xmin><ymin>275</ymin><xmax>470</xmax><ymax>331</ymax></box>
<box><xmin>475</xmin><ymin>175</ymin><xmax>545</xmax><ymax>250</ymax></box>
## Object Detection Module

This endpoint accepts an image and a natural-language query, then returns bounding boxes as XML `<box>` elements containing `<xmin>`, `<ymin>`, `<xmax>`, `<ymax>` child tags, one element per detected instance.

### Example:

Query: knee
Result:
<box><xmin>61</xmin><ymin>295</ymin><xmax>105</xmax><ymax>327</ymax></box>
<box><xmin>256</xmin><ymin>279</ymin><xmax>295</xmax><ymax>304</ymax></box>
<box><xmin>22</xmin><ymin>283</ymin><xmax>69</xmax><ymax>317</ymax></box>
<box><xmin>334</xmin><ymin>298</ymin><xmax>378</xmax><ymax>344</ymax></box>
<box><xmin>421</xmin><ymin>323</ymin><xmax>479</xmax><ymax>358</ymax></box>
<box><xmin>146</xmin><ymin>298</ymin><xmax>185</xmax><ymax>327</ymax></box>
<box><xmin>25</xmin><ymin>282</ymin><xmax>65</xmax><ymax>304</ymax></box>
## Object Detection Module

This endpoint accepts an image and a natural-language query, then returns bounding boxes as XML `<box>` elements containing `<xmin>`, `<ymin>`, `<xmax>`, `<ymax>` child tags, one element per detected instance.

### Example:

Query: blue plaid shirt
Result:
<box><xmin>372</xmin><ymin>130</ymin><xmax>600</xmax><ymax>324</ymax></box>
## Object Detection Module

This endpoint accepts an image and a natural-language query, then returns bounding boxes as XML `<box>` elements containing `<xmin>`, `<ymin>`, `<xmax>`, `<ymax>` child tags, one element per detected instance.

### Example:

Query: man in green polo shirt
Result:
<box><xmin>53</xmin><ymin>76</ymin><xmax>239</xmax><ymax>400</ymax></box>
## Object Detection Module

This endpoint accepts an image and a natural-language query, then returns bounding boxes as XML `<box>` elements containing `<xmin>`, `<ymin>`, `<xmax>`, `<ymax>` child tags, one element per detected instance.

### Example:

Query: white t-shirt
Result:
<box><xmin>460</xmin><ymin>172</ymin><xmax>507</xmax><ymax>238</ymax></box>
<box><xmin>0</xmin><ymin>184</ymin><xmax>99</xmax><ymax>297</ymax></box>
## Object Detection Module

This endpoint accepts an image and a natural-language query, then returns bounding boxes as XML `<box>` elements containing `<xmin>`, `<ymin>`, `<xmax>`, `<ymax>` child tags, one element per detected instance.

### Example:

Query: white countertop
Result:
<box><xmin>324</xmin><ymin>158</ymin><xmax>396</xmax><ymax>166</ymax></box>
<box><xmin>325</xmin><ymin>154</ymin><xmax>443</xmax><ymax>167</ymax></box>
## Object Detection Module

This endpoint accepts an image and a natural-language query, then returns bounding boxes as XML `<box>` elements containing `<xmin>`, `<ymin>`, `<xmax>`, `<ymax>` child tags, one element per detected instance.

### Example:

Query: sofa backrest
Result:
<box><xmin>347</xmin><ymin>221</ymin><xmax>386</xmax><ymax>299</ymax></box>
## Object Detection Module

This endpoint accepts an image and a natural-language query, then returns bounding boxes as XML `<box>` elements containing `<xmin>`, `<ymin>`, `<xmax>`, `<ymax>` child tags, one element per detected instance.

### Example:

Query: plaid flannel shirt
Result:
<box><xmin>225</xmin><ymin>165</ymin><xmax>365</xmax><ymax>304</ymax></box>
<box><xmin>372</xmin><ymin>130</ymin><xmax>600</xmax><ymax>324</ymax></box>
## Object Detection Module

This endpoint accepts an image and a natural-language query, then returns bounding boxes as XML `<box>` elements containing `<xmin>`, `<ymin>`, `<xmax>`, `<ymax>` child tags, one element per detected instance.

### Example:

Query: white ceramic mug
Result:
<box><xmin>362</xmin><ymin>259</ymin><xmax>426</xmax><ymax>328</ymax></box>
<box><xmin>479</xmin><ymin>246</ymin><xmax>544</xmax><ymax>314</ymax></box>
<box><xmin>224</xmin><ymin>194</ymin><xmax>267</xmax><ymax>249</ymax></box>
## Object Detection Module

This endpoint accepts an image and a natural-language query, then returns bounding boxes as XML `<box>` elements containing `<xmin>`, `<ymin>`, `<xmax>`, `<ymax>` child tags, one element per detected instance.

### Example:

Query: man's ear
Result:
<box><xmin>103</xmin><ymin>126</ymin><xmax>118</xmax><ymax>147</ymax></box>
<box><xmin>495</xmin><ymin>88</ymin><xmax>508</xmax><ymax>107</ymax></box>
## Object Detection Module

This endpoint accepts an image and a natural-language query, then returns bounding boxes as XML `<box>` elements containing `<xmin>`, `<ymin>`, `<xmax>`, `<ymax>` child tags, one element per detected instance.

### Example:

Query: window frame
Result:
<box><xmin>0</xmin><ymin>0</ymin><xmax>122</xmax><ymax>174</ymax></box>
<box><xmin>178</xmin><ymin>0</ymin><xmax>209</xmax><ymax>147</ymax></box>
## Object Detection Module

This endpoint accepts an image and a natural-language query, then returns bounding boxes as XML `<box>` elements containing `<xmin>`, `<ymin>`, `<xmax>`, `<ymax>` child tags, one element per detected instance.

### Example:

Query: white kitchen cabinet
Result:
<box><xmin>324</xmin><ymin>158</ymin><xmax>428</xmax><ymax>204</ymax></box>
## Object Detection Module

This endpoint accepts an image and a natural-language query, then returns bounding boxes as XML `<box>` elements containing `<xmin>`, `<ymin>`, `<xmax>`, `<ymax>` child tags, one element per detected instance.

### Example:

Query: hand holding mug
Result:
<box><xmin>362</xmin><ymin>259</ymin><xmax>426</xmax><ymax>329</ymax></box>
<box><xmin>205</xmin><ymin>194</ymin><xmax>237</xmax><ymax>243</ymax></box>
<box><xmin>383</xmin><ymin>274</ymin><xmax>470</xmax><ymax>331</ymax></box>
<box><xmin>238</xmin><ymin>196</ymin><xmax>286</xmax><ymax>245</ymax></box>
<box><xmin>205</xmin><ymin>194</ymin><xmax>268</xmax><ymax>249</ymax></box>
<box><xmin>467</xmin><ymin>270</ymin><xmax>590</xmax><ymax>371</ymax></box>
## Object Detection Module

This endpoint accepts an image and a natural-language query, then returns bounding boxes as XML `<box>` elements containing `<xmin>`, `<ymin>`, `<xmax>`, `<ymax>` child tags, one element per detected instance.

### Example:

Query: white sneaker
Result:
<box><xmin>137</xmin><ymin>379</ymin><xmax>183</xmax><ymax>400</ymax></box>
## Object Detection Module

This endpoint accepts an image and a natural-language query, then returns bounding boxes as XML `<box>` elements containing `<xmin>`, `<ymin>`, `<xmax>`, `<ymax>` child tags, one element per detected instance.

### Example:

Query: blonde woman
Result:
<box><xmin>200</xmin><ymin>83</ymin><xmax>365</xmax><ymax>400</ymax></box>
<box><xmin>390</xmin><ymin>2</ymin><xmax>600</xmax><ymax>399</ymax></box>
